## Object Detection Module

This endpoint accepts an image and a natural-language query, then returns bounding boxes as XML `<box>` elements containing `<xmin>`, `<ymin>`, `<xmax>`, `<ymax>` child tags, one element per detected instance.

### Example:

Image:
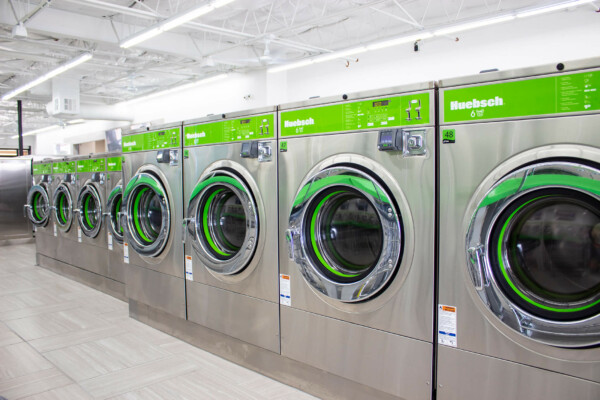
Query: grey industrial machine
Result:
<box><xmin>437</xmin><ymin>59</ymin><xmax>600</xmax><ymax>399</ymax></box>
<box><xmin>27</xmin><ymin>159</ymin><xmax>57</xmax><ymax>261</ymax></box>
<box><xmin>1</xmin><ymin>157</ymin><xmax>32</xmax><ymax>241</ymax></box>
<box><xmin>104</xmin><ymin>153</ymin><xmax>126</xmax><ymax>299</ymax></box>
<box><xmin>182</xmin><ymin>108</ymin><xmax>279</xmax><ymax>352</ymax></box>
<box><xmin>278</xmin><ymin>85</ymin><xmax>436</xmax><ymax>399</ymax></box>
<box><xmin>121</xmin><ymin>124</ymin><xmax>185</xmax><ymax>318</ymax></box>
<box><xmin>51</xmin><ymin>158</ymin><xmax>78</xmax><ymax>264</ymax></box>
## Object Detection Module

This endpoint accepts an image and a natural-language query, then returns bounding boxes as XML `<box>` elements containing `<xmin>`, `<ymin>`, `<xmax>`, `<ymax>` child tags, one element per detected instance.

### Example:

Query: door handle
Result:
<box><xmin>467</xmin><ymin>245</ymin><xmax>488</xmax><ymax>290</ymax></box>
<box><xmin>182</xmin><ymin>217</ymin><xmax>194</xmax><ymax>243</ymax></box>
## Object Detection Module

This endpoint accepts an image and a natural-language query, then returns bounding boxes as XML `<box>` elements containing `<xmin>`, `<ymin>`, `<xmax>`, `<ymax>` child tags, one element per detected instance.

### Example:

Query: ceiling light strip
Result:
<box><xmin>2</xmin><ymin>53</ymin><xmax>92</xmax><ymax>101</ymax></box>
<box><xmin>10</xmin><ymin>125</ymin><xmax>59</xmax><ymax>139</ymax></box>
<box><xmin>120</xmin><ymin>0</ymin><xmax>237</xmax><ymax>49</ymax></box>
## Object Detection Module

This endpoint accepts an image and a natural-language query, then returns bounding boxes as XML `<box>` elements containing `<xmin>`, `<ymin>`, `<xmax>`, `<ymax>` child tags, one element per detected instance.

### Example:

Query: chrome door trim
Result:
<box><xmin>467</xmin><ymin>160</ymin><xmax>600</xmax><ymax>347</ymax></box>
<box><xmin>26</xmin><ymin>184</ymin><xmax>50</xmax><ymax>227</ymax></box>
<box><xmin>52</xmin><ymin>182</ymin><xmax>73</xmax><ymax>232</ymax></box>
<box><xmin>76</xmin><ymin>181</ymin><xmax>103</xmax><ymax>238</ymax></box>
<box><xmin>187</xmin><ymin>168</ymin><xmax>258</xmax><ymax>275</ymax></box>
<box><xmin>287</xmin><ymin>165</ymin><xmax>402</xmax><ymax>302</ymax></box>
<box><xmin>106</xmin><ymin>182</ymin><xmax>124</xmax><ymax>244</ymax></box>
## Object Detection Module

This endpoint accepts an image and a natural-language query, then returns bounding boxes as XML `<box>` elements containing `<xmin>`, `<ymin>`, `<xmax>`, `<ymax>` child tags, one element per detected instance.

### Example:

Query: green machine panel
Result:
<box><xmin>184</xmin><ymin>114</ymin><xmax>275</xmax><ymax>146</ymax></box>
<box><xmin>122</xmin><ymin>128</ymin><xmax>180</xmax><ymax>153</ymax></box>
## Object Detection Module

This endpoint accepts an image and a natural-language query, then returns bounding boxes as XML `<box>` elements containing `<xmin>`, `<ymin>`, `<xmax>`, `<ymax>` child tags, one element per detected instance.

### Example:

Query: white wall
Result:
<box><xmin>34</xmin><ymin>7</ymin><xmax>600</xmax><ymax>155</ymax></box>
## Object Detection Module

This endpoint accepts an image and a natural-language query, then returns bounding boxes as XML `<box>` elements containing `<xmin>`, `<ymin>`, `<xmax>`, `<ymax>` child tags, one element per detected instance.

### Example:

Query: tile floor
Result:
<box><xmin>0</xmin><ymin>244</ymin><xmax>317</xmax><ymax>400</ymax></box>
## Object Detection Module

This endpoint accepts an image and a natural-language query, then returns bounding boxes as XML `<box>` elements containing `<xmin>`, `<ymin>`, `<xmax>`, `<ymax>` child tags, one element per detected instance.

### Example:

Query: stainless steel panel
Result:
<box><xmin>35</xmin><ymin>231</ymin><xmax>58</xmax><ymax>260</ymax></box>
<box><xmin>0</xmin><ymin>158</ymin><xmax>32</xmax><ymax>240</ymax></box>
<box><xmin>183</xmin><ymin>141</ymin><xmax>279</xmax><ymax>302</ymax></box>
<box><xmin>37</xmin><ymin>254</ymin><xmax>126</xmax><ymax>301</ymax></box>
<box><xmin>130</xmin><ymin>299</ymin><xmax>402</xmax><ymax>400</ymax></box>
<box><xmin>278</xmin><ymin>129</ymin><xmax>435</xmax><ymax>341</ymax></box>
<box><xmin>125</xmin><ymin>263</ymin><xmax>186</xmax><ymax>319</ymax></box>
<box><xmin>186</xmin><ymin>281</ymin><xmax>279</xmax><ymax>353</ymax></box>
<box><xmin>183</xmin><ymin>106</ymin><xmax>277</xmax><ymax>127</ymax></box>
<box><xmin>437</xmin><ymin>346</ymin><xmax>600</xmax><ymax>400</ymax></box>
<box><xmin>280</xmin><ymin>307</ymin><xmax>433</xmax><ymax>399</ymax></box>
<box><xmin>438</xmin><ymin>114</ymin><xmax>600</xmax><ymax>381</ymax></box>
<box><xmin>107</xmin><ymin>241</ymin><xmax>126</xmax><ymax>283</ymax></box>
<box><xmin>69</xmin><ymin>241</ymin><xmax>109</xmax><ymax>277</ymax></box>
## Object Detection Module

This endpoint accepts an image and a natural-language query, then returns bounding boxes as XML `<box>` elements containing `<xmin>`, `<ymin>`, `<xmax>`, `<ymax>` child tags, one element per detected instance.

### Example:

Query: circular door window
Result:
<box><xmin>53</xmin><ymin>183</ymin><xmax>73</xmax><ymax>231</ymax></box>
<box><xmin>187</xmin><ymin>170</ymin><xmax>258</xmax><ymax>275</ymax></box>
<box><xmin>124</xmin><ymin>172</ymin><xmax>170</xmax><ymax>257</ymax></box>
<box><xmin>26</xmin><ymin>185</ymin><xmax>50</xmax><ymax>227</ymax></box>
<box><xmin>77</xmin><ymin>183</ymin><xmax>102</xmax><ymax>238</ymax></box>
<box><xmin>107</xmin><ymin>185</ymin><xmax>124</xmax><ymax>244</ymax></box>
<box><xmin>288</xmin><ymin>166</ymin><xmax>402</xmax><ymax>302</ymax></box>
<box><xmin>468</xmin><ymin>161</ymin><xmax>600</xmax><ymax>346</ymax></box>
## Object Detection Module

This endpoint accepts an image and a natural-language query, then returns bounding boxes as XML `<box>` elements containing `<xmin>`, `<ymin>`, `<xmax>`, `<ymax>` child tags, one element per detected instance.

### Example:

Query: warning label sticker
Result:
<box><xmin>280</xmin><ymin>274</ymin><xmax>291</xmax><ymax>306</ymax></box>
<box><xmin>123</xmin><ymin>242</ymin><xmax>129</xmax><ymax>264</ymax></box>
<box><xmin>185</xmin><ymin>255</ymin><xmax>193</xmax><ymax>281</ymax></box>
<box><xmin>438</xmin><ymin>305</ymin><xmax>457</xmax><ymax>347</ymax></box>
<box><xmin>53</xmin><ymin>223</ymin><xmax>57</xmax><ymax>237</ymax></box>
<box><xmin>77</xmin><ymin>227</ymin><xmax>82</xmax><ymax>243</ymax></box>
<box><xmin>107</xmin><ymin>232</ymin><xmax>113</xmax><ymax>251</ymax></box>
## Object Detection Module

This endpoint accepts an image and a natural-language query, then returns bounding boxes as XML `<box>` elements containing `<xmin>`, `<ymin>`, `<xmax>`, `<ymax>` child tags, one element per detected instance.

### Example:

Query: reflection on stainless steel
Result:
<box><xmin>0</xmin><ymin>158</ymin><xmax>32</xmax><ymax>240</ymax></box>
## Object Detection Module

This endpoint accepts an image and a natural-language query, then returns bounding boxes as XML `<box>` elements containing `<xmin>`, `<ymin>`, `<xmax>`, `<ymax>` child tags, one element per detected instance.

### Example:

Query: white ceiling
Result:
<box><xmin>0</xmin><ymin>0</ymin><xmax>596</xmax><ymax>135</ymax></box>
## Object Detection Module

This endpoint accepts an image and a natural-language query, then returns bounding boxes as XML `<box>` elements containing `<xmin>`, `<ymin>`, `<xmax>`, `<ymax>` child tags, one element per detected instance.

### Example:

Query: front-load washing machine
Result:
<box><xmin>27</xmin><ymin>159</ymin><xmax>57</xmax><ymax>262</ymax></box>
<box><xmin>51</xmin><ymin>158</ymin><xmax>78</xmax><ymax>264</ymax></box>
<box><xmin>279</xmin><ymin>84</ymin><xmax>435</xmax><ymax>399</ymax></box>
<box><xmin>437</xmin><ymin>59</ymin><xmax>600</xmax><ymax>400</ymax></box>
<box><xmin>182</xmin><ymin>107</ymin><xmax>279</xmax><ymax>352</ymax></box>
<box><xmin>121</xmin><ymin>124</ymin><xmax>185</xmax><ymax>319</ymax></box>
<box><xmin>104</xmin><ymin>153</ymin><xmax>126</xmax><ymax>297</ymax></box>
<box><xmin>74</xmin><ymin>155</ymin><xmax>109</xmax><ymax>277</ymax></box>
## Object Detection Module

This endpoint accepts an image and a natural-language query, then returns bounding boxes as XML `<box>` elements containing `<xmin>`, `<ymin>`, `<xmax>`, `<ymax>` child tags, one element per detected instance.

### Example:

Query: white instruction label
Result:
<box><xmin>107</xmin><ymin>232</ymin><xmax>113</xmax><ymax>251</ymax></box>
<box><xmin>123</xmin><ymin>242</ymin><xmax>129</xmax><ymax>264</ymax></box>
<box><xmin>438</xmin><ymin>305</ymin><xmax>457</xmax><ymax>347</ymax></box>
<box><xmin>279</xmin><ymin>274</ymin><xmax>291</xmax><ymax>306</ymax></box>
<box><xmin>53</xmin><ymin>223</ymin><xmax>57</xmax><ymax>237</ymax></box>
<box><xmin>77</xmin><ymin>226</ymin><xmax>82</xmax><ymax>242</ymax></box>
<box><xmin>185</xmin><ymin>255</ymin><xmax>193</xmax><ymax>281</ymax></box>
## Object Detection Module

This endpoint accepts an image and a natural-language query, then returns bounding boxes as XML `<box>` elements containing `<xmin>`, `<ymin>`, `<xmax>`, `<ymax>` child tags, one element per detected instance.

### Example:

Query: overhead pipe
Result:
<box><xmin>17</xmin><ymin>100</ymin><xmax>23</xmax><ymax>156</ymax></box>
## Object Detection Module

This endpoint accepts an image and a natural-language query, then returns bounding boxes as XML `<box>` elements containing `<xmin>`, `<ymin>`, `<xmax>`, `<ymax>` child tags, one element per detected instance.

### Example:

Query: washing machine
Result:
<box><xmin>27</xmin><ymin>160</ymin><xmax>57</xmax><ymax>261</ymax></box>
<box><xmin>121</xmin><ymin>124</ymin><xmax>185</xmax><ymax>319</ymax></box>
<box><xmin>51</xmin><ymin>158</ymin><xmax>78</xmax><ymax>264</ymax></box>
<box><xmin>104</xmin><ymin>153</ymin><xmax>126</xmax><ymax>289</ymax></box>
<box><xmin>437</xmin><ymin>59</ymin><xmax>600</xmax><ymax>400</ymax></box>
<box><xmin>73</xmin><ymin>154</ymin><xmax>109</xmax><ymax>277</ymax></box>
<box><xmin>279</xmin><ymin>85</ymin><xmax>435</xmax><ymax>399</ymax></box>
<box><xmin>182</xmin><ymin>107</ymin><xmax>278</xmax><ymax>352</ymax></box>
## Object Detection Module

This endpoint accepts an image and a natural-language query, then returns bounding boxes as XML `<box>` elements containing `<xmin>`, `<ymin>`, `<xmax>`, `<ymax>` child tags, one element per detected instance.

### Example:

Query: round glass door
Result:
<box><xmin>287</xmin><ymin>165</ymin><xmax>402</xmax><ymax>302</ymax></box>
<box><xmin>53</xmin><ymin>183</ymin><xmax>73</xmax><ymax>231</ymax></box>
<box><xmin>187</xmin><ymin>170</ymin><xmax>258</xmax><ymax>275</ymax></box>
<box><xmin>26</xmin><ymin>185</ymin><xmax>50</xmax><ymax>227</ymax></box>
<box><xmin>467</xmin><ymin>161</ymin><xmax>600</xmax><ymax>346</ymax></box>
<box><xmin>106</xmin><ymin>185</ymin><xmax>124</xmax><ymax>244</ymax></box>
<box><xmin>77</xmin><ymin>183</ymin><xmax>102</xmax><ymax>238</ymax></box>
<box><xmin>124</xmin><ymin>172</ymin><xmax>170</xmax><ymax>257</ymax></box>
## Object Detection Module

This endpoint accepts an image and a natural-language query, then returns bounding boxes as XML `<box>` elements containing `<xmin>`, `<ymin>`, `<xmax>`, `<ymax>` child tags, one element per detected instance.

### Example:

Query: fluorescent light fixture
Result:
<box><xmin>433</xmin><ymin>15</ymin><xmax>515</xmax><ymax>36</ymax></box>
<box><xmin>119</xmin><ymin>73</ymin><xmax>228</xmax><ymax>104</ymax></box>
<box><xmin>2</xmin><ymin>53</ymin><xmax>92</xmax><ymax>101</ymax></box>
<box><xmin>10</xmin><ymin>125</ymin><xmax>59</xmax><ymax>139</ymax></box>
<box><xmin>120</xmin><ymin>0</ymin><xmax>237</xmax><ymax>48</ymax></box>
<box><xmin>516</xmin><ymin>0</ymin><xmax>594</xmax><ymax>18</ymax></box>
<box><xmin>367</xmin><ymin>32</ymin><xmax>434</xmax><ymax>51</ymax></box>
<box><xmin>67</xmin><ymin>119</ymin><xmax>85</xmax><ymax>124</ymax></box>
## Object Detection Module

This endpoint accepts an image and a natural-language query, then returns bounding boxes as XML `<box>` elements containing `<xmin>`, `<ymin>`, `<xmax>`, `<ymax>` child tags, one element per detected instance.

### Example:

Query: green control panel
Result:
<box><xmin>77</xmin><ymin>158</ymin><xmax>106</xmax><ymax>173</ymax></box>
<box><xmin>32</xmin><ymin>163</ymin><xmax>52</xmax><ymax>175</ymax></box>
<box><xmin>443</xmin><ymin>69</ymin><xmax>600</xmax><ymax>123</ymax></box>
<box><xmin>280</xmin><ymin>93</ymin><xmax>431</xmax><ymax>137</ymax></box>
<box><xmin>184</xmin><ymin>114</ymin><xmax>275</xmax><ymax>146</ymax></box>
<box><xmin>50</xmin><ymin>161</ymin><xmax>76</xmax><ymax>174</ymax></box>
<box><xmin>122</xmin><ymin>128</ymin><xmax>180</xmax><ymax>153</ymax></box>
<box><xmin>106</xmin><ymin>157</ymin><xmax>122</xmax><ymax>172</ymax></box>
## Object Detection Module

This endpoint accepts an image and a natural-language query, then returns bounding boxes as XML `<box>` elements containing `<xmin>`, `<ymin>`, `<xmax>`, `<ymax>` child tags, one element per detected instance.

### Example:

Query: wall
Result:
<box><xmin>34</xmin><ymin>7</ymin><xmax>600</xmax><ymax>154</ymax></box>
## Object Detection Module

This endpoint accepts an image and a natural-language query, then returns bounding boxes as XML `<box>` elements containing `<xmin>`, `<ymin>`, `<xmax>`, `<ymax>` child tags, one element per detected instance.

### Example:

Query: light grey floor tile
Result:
<box><xmin>0</xmin><ymin>342</ymin><xmax>54</xmax><ymax>380</ymax></box>
<box><xmin>0</xmin><ymin>301</ymin><xmax>79</xmax><ymax>322</ymax></box>
<box><xmin>79</xmin><ymin>355</ymin><xmax>198</xmax><ymax>399</ymax></box>
<box><xmin>0</xmin><ymin>274</ymin><xmax>39</xmax><ymax>295</ymax></box>
<box><xmin>19</xmin><ymin>383</ymin><xmax>94</xmax><ymax>400</ymax></box>
<box><xmin>0</xmin><ymin>327</ymin><xmax>23</xmax><ymax>347</ymax></box>
<box><xmin>29</xmin><ymin>325</ymin><xmax>128</xmax><ymax>353</ymax></box>
<box><xmin>0</xmin><ymin>368</ymin><xmax>72</xmax><ymax>400</ymax></box>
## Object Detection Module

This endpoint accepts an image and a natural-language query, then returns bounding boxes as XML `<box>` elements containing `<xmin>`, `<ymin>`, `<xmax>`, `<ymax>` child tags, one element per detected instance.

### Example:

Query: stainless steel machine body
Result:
<box><xmin>121</xmin><ymin>124</ymin><xmax>185</xmax><ymax>319</ymax></box>
<box><xmin>1</xmin><ymin>157</ymin><xmax>32</xmax><ymax>241</ymax></box>
<box><xmin>51</xmin><ymin>158</ymin><xmax>78</xmax><ymax>265</ymax></box>
<box><xmin>104</xmin><ymin>153</ymin><xmax>126</xmax><ymax>289</ymax></box>
<box><xmin>182</xmin><ymin>107</ymin><xmax>279</xmax><ymax>353</ymax></box>
<box><xmin>27</xmin><ymin>159</ymin><xmax>58</xmax><ymax>260</ymax></box>
<box><xmin>437</xmin><ymin>58</ymin><xmax>600</xmax><ymax>400</ymax></box>
<box><xmin>278</xmin><ymin>85</ymin><xmax>436</xmax><ymax>399</ymax></box>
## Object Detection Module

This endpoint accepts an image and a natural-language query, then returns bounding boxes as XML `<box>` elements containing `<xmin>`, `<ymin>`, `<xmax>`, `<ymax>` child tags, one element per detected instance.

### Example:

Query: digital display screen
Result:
<box><xmin>240</xmin><ymin>119</ymin><xmax>251</xmax><ymax>125</ymax></box>
<box><xmin>158</xmin><ymin>131</ymin><xmax>165</xmax><ymax>136</ymax></box>
<box><xmin>372</xmin><ymin>100</ymin><xmax>389</xmax><ymax>107</ymax></box>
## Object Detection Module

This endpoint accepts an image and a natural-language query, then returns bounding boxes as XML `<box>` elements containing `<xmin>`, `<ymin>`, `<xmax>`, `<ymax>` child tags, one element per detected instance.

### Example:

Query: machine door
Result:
<box><xmin>106</xmin><ymin>185</ymin><xmax>124</xmax><ymax>244</ymax></box>
<box><xmin>25</xmin><ymin>184</ymin><xmax>50</xmax><ymax>227</ymax></box>
<box><xmin>467</xmin><ymin>161</ymin><xmax>600</xmax><ymax>347</ymax></box>
<box><xmin>53</xmin><ymin>183</ymin><xmax>73</xmax><ymax>232</ymax></box>
<box><xmin>77</xmin><ymin>183</ymin><xmax>102</xmax><ymax>238</ymax></box>
<box><xmin>287</xmin><ymin>165</ymin><xmax>402</xmax><ymax>302</ymax></box>
<box><xmin>123</xmin><ymin>172</ymin><xmax>170</xmax><ymax>257</ymax></box>
<box><xmin>187</xmin><ymin>169</ymin><xmax>258</xmax><ymax>275</ymax></box>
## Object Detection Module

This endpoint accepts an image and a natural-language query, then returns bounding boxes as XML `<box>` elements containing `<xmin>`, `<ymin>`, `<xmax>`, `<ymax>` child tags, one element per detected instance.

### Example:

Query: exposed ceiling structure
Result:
<box><xmin>0</xmin><ymin>0</ymin><xmax>598</xmax><ymax>136</ymax></box>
